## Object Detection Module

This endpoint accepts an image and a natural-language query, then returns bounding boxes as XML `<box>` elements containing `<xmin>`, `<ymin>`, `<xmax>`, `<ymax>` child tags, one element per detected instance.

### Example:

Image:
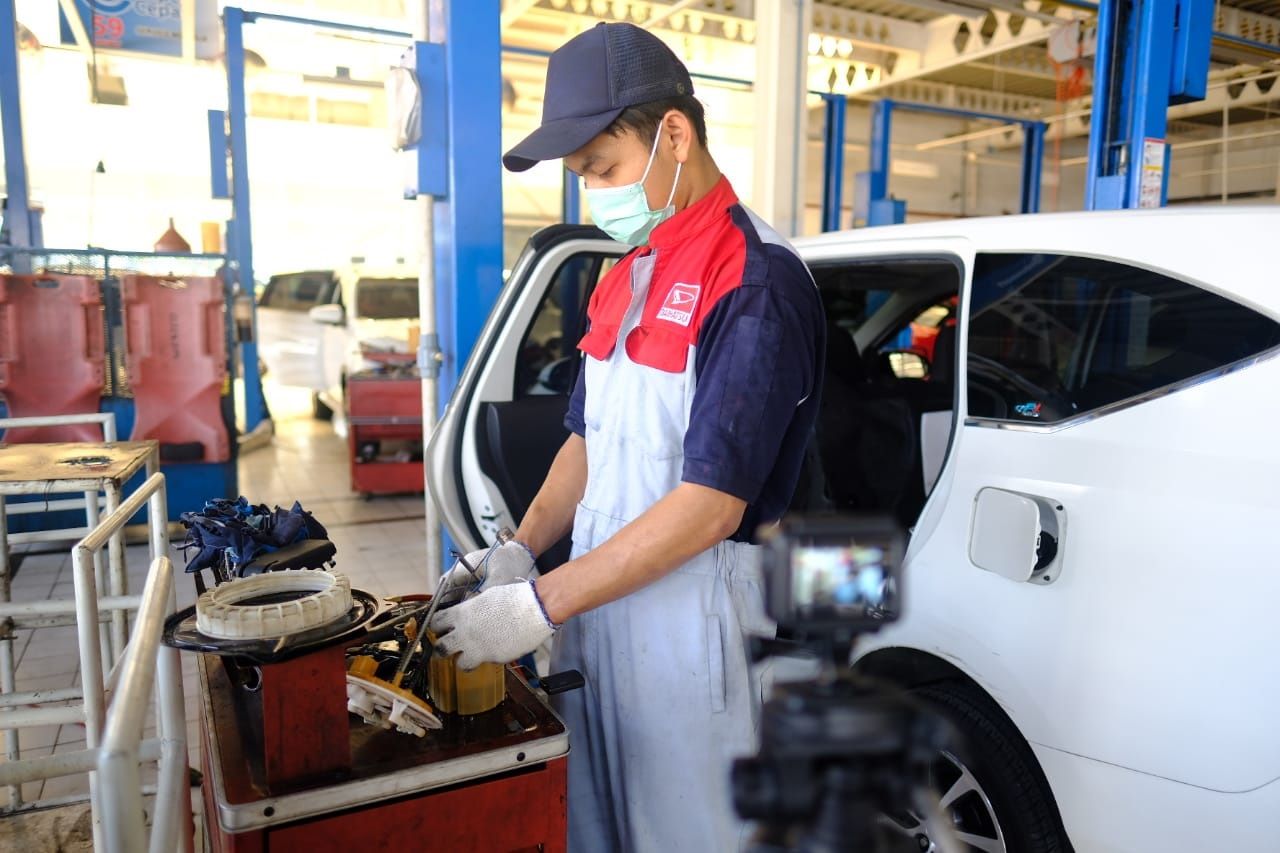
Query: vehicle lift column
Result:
<box><xmin>834</xmin><ymin>98</ymin><xmax>1047</xmax><ymax>230</ymax></box>
<box><xmin>1084</xmin><ymin>0</ymin><xmax>1215</xmax><ymax>208</ymax></box>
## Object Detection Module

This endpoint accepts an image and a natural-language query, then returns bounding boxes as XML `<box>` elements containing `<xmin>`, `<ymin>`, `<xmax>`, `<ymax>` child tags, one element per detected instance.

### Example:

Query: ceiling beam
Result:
<box><xmin>848</xmin><ymin>7</ymin><xmax>1085</xmax><ymax>95</ymax></box>
<box><xmin>501</xmin><ymin>0</ymin><xmax>543</xmax><ymax>31</ymax></box>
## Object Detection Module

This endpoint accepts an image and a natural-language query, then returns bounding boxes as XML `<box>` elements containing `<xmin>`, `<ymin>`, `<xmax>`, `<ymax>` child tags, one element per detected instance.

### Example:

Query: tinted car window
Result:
<box><xmin>355</xmin><ymin>278</ymin><xmax>419</xmax><ymax>320</ymax></box>
<box><xmin>260</xmin><ymin>271</ymin><xmax>334</xmax><ymax>311</ymax></box>
<box><xmin>967</xmin><ymin>253</ymin><xmax>1280</xmax><ymax>423</ymax></box>
<box><xmin>515</xmin><ymin>254</ymin><xmax>615</xmax><ymax>398</ymax></box>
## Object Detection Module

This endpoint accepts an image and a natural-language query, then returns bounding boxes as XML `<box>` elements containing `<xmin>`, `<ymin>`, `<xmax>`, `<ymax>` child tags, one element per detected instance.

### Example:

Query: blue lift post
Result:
<box><xmin>562</xmin><ymin>169</ymin><xmax>580</xmax><ymax>224</ymax></box>
<box><xmin>426</xmin><ymin>1</ymin><xmax>504</xmax><ymax>404</ymax></box>
<box><xmin>221</xmin><ymin>7</ymin><xmax>268</xmax><ymax>434</ymax></box>
<box><xmin>848</xmin><ymin>98</ymin><xmax>1048</xmax><ymax>229</ymax></box>
<box><xmin>820</xmin><ymin>94</ymin><xmax>847</xmax><ymax>233</ymax></box>
<box><xmin>219</xmin><ymin>9</ymin><xmax>422</xmax><ymax>435</ymax></box>
<box><xmin>1085</xmin><ymin>0</ymin><xmax>1215</xmax><ymax>208</ymax></box>
<box><xmin>0</xmin><ymin>0</ymin><xmax>35</xmax><ymax>268</ymax></box>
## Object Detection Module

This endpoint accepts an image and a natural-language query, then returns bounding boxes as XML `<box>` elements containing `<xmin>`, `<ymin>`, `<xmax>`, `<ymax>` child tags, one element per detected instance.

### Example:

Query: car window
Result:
<box><xmin>259</xmin><ymin>271</ymin><xmax>334</xmax><ymax>311</ymax></box>
<box><xmin>515</xmin><ymin>254</ymin><xmax>616</xmax><ymax>398</ymax></box>
<box><xmin>967</xmin><ymin>253</ymin><xmax>1280</xmax><ymax>423</ymax></box>
<box><xmin>354</xmin><ymin>278</ymin><xmax>419</xmax><ymax>320</ymax></box>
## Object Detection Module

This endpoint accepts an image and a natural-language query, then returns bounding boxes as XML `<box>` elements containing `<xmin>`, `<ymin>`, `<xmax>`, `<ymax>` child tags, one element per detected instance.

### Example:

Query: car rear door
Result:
<box><xmin>426</xmin><ymin>225</ymin><xmax>622</xmax><ymax>569</ymax></box>
<box><xmin>875</xmin><ymin>211</ymin><xmax>1280</xmax><ymax>810</ymax></box>
<box><xmin>256</xmin><ymin>270</ymin><xmax>336</xmax><ymax>390</ymax></box>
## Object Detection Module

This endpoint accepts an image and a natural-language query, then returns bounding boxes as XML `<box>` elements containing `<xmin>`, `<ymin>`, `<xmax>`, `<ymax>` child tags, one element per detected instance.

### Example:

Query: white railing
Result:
<box><xmin>0</xmin><ymin>472</ymin><xmax>189</xmax><ymax>850</ymax></box>
<box><xmin>98</xmin><ymin>552</ymin><xmax>193</xmax><ymax>853</ymax></box>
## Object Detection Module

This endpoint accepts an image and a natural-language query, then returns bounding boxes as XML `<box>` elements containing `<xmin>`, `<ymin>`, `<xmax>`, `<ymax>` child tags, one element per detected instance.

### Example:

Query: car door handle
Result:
<box><xmin>969</xmin><ymin>487</ymin><xmax>1066</xmax><ymax>584</ymax></box>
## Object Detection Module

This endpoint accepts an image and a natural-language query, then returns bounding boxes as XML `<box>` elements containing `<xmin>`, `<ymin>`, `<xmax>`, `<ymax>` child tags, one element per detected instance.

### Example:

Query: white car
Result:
<box><xmin>426</xmin><ymin>209</ymin><xmax>1280</xmax><ymax>852</ymax></box>
<box><xmin>256</xmin><ymin>266</ymin><xmax>418</xmax><ymax>418</ymax></box>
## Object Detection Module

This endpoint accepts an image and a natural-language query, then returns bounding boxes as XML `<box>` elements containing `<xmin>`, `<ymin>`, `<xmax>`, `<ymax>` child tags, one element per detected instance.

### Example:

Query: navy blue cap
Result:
<box><xmin>503</xmin><ymin>22</ymin><xmax>695</xmax><ymax>172</ymax></box>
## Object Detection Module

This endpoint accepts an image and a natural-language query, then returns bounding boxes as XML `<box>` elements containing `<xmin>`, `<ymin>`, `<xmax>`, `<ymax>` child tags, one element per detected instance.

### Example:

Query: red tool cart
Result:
<box><xmin>345</xmin><ymin>371</ymin><xmax>424</xmax><ymax>496</ymax></box>
<box><xmin>198</xmin><ymin>651</ymin><xmax>569</xmax><ymax>852</ymax></box>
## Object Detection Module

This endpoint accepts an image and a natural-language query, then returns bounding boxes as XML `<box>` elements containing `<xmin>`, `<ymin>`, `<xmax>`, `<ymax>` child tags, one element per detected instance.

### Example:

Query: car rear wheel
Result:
<box><xmin>884</xmin><ymin>681</ymin><xmax>1071</xmax><ymax>853</ymax></box>
<box><xmin>311</xmin><ymin>392</ymin><xmax>334</xmax><ymax>421</ymax></box>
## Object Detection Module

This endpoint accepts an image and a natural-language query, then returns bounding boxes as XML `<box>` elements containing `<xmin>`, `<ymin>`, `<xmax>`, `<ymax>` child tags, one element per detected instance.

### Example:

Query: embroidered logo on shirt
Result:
<box><xmin>656</xmin><ymin>282</ymin><xmax>701</xmax><ymax>327</ymax></box>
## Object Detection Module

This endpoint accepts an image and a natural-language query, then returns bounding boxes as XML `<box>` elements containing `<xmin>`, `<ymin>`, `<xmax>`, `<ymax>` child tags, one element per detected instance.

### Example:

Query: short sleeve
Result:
<box><xmin>681</xmin><ymin>269</ymin><xmax>822</xmax><ymax>502</ymax></box>
<box><xmin>564</xmin><ymin>363</ymin><xmax>587</xmax><ymax>437</ymax></box>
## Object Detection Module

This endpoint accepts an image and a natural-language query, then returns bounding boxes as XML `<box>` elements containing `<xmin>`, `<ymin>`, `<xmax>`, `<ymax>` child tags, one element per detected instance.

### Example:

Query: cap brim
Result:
<box><xmin>502</xmin><ymin>107</ymin><xmax>625</xmax><ymax>172</ymax></box>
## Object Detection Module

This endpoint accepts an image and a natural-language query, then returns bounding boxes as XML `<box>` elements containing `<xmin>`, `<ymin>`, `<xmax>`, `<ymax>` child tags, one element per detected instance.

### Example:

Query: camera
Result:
<box><xmin>760</xmin><ymin>515</ymin><xmax>903</xmax><ymax>640</ymax></box>
<box><xmin>734</xmin><ymin>515</ymin><xmax>959</xmax><ymax>853</ymax></box>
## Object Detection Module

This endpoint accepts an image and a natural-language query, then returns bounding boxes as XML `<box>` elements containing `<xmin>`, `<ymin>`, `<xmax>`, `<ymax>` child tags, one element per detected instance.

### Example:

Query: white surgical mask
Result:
<box><xmin>584</xmin><ymin>132</ymin><xmax>682</xmax><ymax>247</ymax></box>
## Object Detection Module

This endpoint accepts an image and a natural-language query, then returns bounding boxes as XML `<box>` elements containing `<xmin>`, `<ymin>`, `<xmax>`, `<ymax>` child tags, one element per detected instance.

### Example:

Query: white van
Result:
<box><xmin>257</xmin><ymin>265</ymin><xmax>418</xmax><ymax>418</ymax></box>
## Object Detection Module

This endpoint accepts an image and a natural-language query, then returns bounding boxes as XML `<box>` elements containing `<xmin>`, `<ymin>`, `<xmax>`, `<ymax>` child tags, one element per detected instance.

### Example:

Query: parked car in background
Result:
<box><xmin>257</xmin><ymin>265</ymin><xmax>418</xmax><ymax>418</ymax></box>
<box><xmin>427</xmin><ymin>210</ymin><xmax>1280</xmax><ymax>853</ymax></box>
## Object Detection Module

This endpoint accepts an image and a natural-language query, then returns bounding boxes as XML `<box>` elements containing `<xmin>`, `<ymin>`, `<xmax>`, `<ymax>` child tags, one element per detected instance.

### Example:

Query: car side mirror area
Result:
<box><xmin>880</xmin><ymin>349</ymin><xmax>930</xmax><ymax>380</ymax></box>
<box><xmin>309</xmin><ymin>303</ymin><xmax>345</xmax><ymax>326</ymax></box>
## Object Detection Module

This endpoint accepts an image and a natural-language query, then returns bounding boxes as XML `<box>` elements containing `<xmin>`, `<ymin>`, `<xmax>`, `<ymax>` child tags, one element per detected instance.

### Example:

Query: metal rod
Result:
<box><xmin>0</xmin><ymin>594</ymin><xmax>139</xmax><ymax>618</ymax></box>
<box><xmin>88</xmin><ymin>487</ymin><xmax>112</xmax><ymax>675</ymax></box>
<box><xmin>6</xmin><ymin>527</ymin><xmax>95</xmax><ymax>545</ymax></box>
<box><xmin>0</xmin><ymin>413</ymin><xmax>117</xmax><ymax>442</ymax></box>
<box><xmin>3</xmin><ymin>496</ymin><xmax>108</xmax><ymax>517</ymax></box>
<box><xmin>0</xmin><ymin>685</ymin><xmax>84</xmax><ymax>708</ymax></box>
<box><xmin>241</xmin><ymin>9</ymin><xmax>412</xmax><ymax>39</ymax></box>
<box><xmin>0</xmin><ymin>705</ymin><xmax>84</xmax><ymax>729</ymax></box>
<box><xmin>77</xmin><ymin>474</ymin><xmax>165</xmax><ymax>553</ymax></box>
<box><xmin>99</xmin><ymin>557</ymin><xmax>173</xmax><ymax>853</ymax></box>
<box><xmin>0</xmin><ymin>0</ymin><xmax>33</xmax><ymax>254</ymax></box>
<box><xmin>0</xmin><ymin>740</ymin><xmax>161</xmax><ymax>787</ymax></box>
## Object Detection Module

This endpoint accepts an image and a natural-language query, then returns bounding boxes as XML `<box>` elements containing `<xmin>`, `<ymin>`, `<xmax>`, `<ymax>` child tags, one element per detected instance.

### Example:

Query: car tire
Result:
<box><xmin>312</xmin><ymin>393</ymin><xmax>334</xmax><ymax>421</ymax></box>
<box><xmin>907</xmin><ymin>681</ymin><xmax>1072</xmax><ymax>853</ymax></box>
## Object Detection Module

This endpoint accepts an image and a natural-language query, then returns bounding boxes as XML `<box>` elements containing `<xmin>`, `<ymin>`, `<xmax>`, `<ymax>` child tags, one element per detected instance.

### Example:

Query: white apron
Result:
<box><xmin>550</xmin><ymin>252</ymin><xmax>775</xmax><ymax>852</ymax></box>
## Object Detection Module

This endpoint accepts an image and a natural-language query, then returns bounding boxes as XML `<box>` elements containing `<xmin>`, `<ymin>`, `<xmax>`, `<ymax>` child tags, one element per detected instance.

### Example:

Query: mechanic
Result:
<box><xmin>430</xmin><ymin>21</ymin><xmax>826</xmax><ymax>852</ymax></box>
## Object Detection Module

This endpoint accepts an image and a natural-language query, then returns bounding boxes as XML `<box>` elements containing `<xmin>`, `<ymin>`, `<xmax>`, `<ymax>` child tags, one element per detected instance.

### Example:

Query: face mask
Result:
<box><xmin>585</xmin><ymin>131</ymin><xmax>683</xmax><ymax>247</ymax></box>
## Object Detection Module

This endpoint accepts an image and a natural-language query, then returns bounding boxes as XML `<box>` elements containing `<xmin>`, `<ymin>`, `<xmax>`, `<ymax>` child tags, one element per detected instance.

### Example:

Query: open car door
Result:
<box><xmin>426</xmin><ymin>225</ymin><xmax>624</xmax><ymax>570</ymax></box>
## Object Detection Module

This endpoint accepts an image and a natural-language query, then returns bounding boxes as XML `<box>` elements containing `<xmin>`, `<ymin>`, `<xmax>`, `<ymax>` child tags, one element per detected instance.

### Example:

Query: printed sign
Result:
<box><xmin>1139</xmin><ymin>138</ymin><xmax>1167</xmax><ymax>209</ymax></box>
<box><xmin>59</xmin><ymin>0</ymin><xmax>188</xmax><ymax>57</ymax></box>
<box><xmin>656</xmin><ymin>283</ymin><xmax>701</xmax><ymax>327</ymax></box>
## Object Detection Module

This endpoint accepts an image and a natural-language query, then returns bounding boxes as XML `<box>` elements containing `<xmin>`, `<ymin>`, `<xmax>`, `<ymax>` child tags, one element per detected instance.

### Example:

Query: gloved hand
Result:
<box><xmin>438</xmin><ymin>540</ymin><xmax>538</xmax><ymax>602</ymax></box>
<box><xmin>429</xmin><ymin>580</ymin><xmax>558</xmax><ymax>670</ymax></box>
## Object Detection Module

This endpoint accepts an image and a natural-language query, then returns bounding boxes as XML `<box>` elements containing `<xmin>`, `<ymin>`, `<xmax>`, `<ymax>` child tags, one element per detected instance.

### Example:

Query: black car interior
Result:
<box><xmin>474</xmin><ymin>241</ymin><xmax>962</xmax><ymax>563</ymax></box>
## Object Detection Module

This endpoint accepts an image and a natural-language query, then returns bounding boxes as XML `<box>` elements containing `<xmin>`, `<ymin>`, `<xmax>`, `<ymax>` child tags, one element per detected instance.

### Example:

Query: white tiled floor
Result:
<box><xmin>0</xmin><ymin>380</ymin><xmax>435</xmax><ymax>830</ymax></box>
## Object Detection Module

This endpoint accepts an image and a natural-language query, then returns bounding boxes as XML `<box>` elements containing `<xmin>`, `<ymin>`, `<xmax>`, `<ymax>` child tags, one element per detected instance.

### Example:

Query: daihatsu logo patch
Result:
<box><xmin>656</xmin><ymin>283</ymin><xmax>701</xmax><ymax>327</ymax></box>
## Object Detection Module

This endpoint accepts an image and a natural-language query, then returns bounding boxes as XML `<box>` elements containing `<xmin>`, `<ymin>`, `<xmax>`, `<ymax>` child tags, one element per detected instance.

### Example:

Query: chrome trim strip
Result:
<box><xmin>964</xmin><ymin>343</ymin><xmax>1280</xmax><ymax>433</ymax></box>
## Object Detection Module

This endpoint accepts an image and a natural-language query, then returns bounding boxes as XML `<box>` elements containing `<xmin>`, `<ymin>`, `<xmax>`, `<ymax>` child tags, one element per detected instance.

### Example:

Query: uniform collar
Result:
<box><xmin>646</xmin><ymin>176</ymin><xmax>738</xmax><ymax>249</ymax></box>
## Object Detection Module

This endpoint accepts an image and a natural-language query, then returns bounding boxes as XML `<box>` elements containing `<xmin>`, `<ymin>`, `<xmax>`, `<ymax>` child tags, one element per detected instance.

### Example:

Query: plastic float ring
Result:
<box><xmin>196</xmin><ymin>571</ymin><xmax>353</xmax><ymax>639</ymax></box>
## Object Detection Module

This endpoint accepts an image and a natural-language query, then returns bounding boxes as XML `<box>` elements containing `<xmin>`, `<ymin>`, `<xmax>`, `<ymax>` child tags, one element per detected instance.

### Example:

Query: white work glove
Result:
<box><xmin>439</xmin><ymin>540</ymin><xmax>538</xmax><ymax>601</ymax></box>
<box><xmin>429</xmin><ymin>580</ymin><xmax>557</xmax><ymax>670</ymax></box>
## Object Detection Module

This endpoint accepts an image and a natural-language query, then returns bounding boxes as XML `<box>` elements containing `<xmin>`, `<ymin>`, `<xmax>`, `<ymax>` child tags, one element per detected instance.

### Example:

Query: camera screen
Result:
<box><xmin>790</xmin><ymin>543</ymin><xmax>894</xmax><ymax>619</ymax></box>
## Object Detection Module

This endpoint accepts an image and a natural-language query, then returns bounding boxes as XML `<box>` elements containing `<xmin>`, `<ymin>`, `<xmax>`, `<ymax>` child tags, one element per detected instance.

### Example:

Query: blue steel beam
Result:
<box><xmin>429</xmin><ymin>0</ymin><xmax>504</xmax><ymax>408</ymax></box>
<box><xmin>207</xmin><ymin>110</ymin><xmax>229</xmax><ymax>199</ymax></box>
<box><xmin>868</xmin><ymin>100</ymin><xmax>893</xmax><ymax>203</ymax></box>
<box><xmin>0</xmin><ymin>0</ymin><xmax>33</xmax><ymax>255</ymax></box>
<box><xmin>1020</xmin><ymin>121</ymin><xmax>1046</xmax><ymax>213</ymax></box>
<box><xmin>562</xmin><ymin>169</ymin><xmax>580</xmax><ymax>224</ymax></box>
<box><xmin>854</xmin><ymin>98</ymin><xmax>1045</xmax><ymax>224</ymax></box>
<box><xmin>239</xmin><ymin>11</ymin><xmax>411</xmax><ymax>39</ymax></box>
<box><xmin>1086</xmin><ymin>0</ymin><xmax>1204</xmax><ymax>209</ymax></box>
<box><xmin>820</xmin><ymin>94</ymin><xmax>847</xmax><ymax>232</ymax></box>
<box><xmin>223</xmin><ymin>7</ymin><xmax>268</xmax><ymax>432</ymax></box>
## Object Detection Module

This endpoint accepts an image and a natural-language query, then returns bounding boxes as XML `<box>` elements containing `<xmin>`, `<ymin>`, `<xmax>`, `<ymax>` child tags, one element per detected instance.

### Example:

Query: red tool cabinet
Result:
<box><xmin>199</xmin><ymin>654</ymin><xmax>570</xmax><ymax>852</ymax></box>
<box><xmin>345</xmin><ymin>373</ymin><xmax>424</xmax><ymax>496</ymax></box>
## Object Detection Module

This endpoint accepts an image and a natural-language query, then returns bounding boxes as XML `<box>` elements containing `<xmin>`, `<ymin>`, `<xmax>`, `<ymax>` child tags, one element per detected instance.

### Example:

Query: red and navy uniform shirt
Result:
<box><xmin>566</xmin><ymin>177</ymin><xmax>826</xmax><ymax>542</ymax></box>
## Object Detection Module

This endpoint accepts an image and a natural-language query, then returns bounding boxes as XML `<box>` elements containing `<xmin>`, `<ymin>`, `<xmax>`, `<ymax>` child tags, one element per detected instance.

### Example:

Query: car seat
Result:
<box><xmin>816</xmin><ymin>322</ymin><xmax>918</xmax><ymax>518</ymax></box>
